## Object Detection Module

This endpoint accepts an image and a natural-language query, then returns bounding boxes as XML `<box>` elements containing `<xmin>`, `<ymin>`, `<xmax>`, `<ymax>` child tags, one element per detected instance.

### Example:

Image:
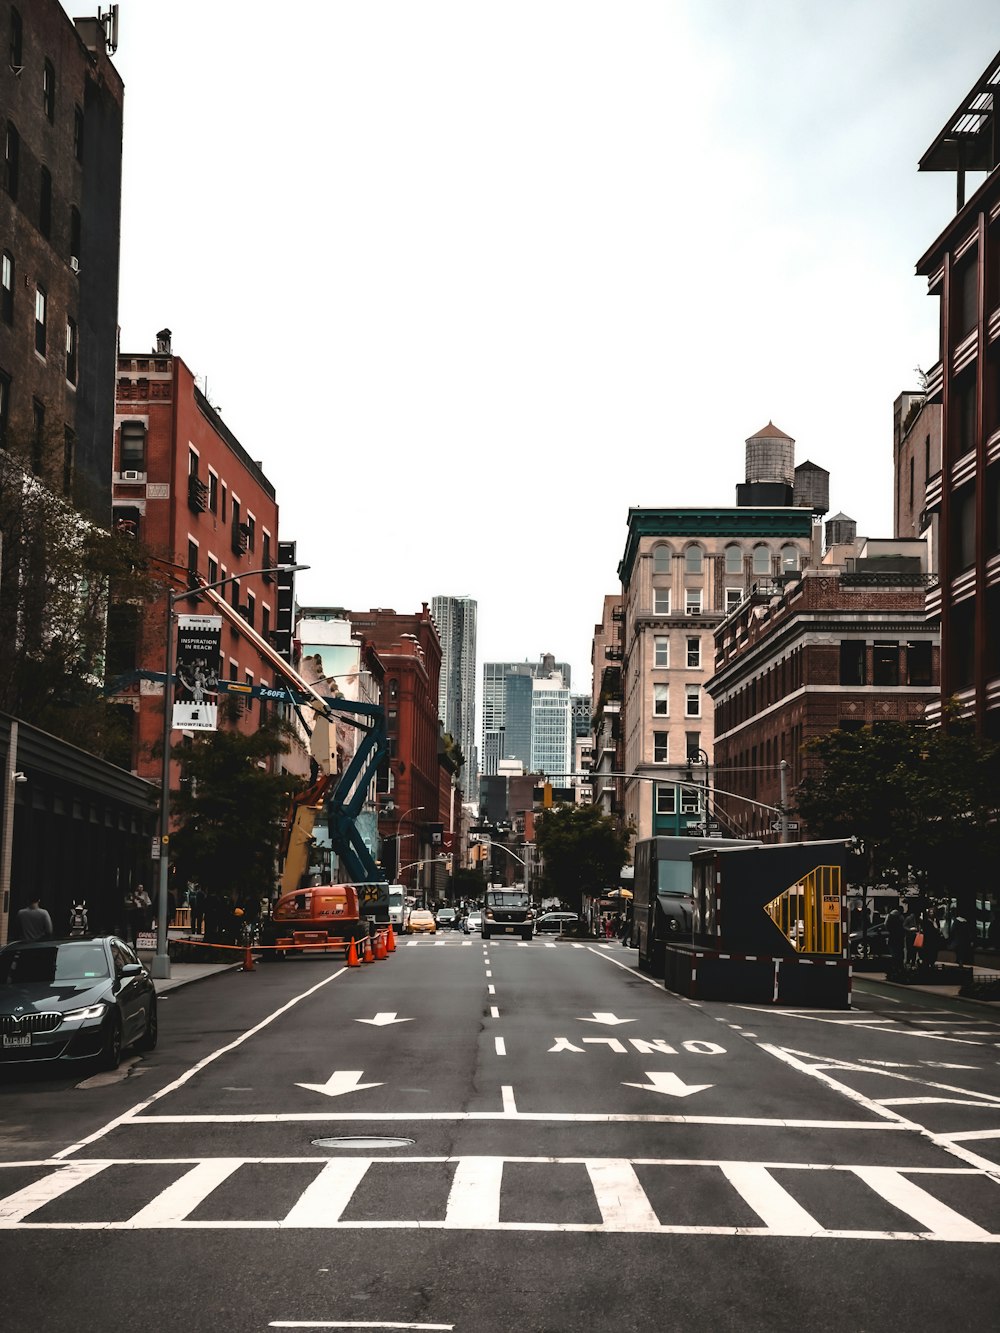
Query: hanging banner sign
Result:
<box><xmin>172</xmin><ymin>614</ymin><xmax>222</xmax><ymax>731</ymax></box>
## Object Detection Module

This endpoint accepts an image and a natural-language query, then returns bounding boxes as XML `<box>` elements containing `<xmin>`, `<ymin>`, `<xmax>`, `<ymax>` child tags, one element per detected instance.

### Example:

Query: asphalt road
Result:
<box><xmin>2</xmin><ymin>935</ymin><xmax>1000</xmax><ymax>1333</ymax></box>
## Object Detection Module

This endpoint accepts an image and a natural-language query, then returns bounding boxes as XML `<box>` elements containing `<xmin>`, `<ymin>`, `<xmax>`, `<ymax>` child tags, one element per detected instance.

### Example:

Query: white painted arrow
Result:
<box><xmin>355</xmin><ymin>1012</ymin><xmax>413</xmax><ymax>1027</ymax></box>
<box><xmin>623</xmin><ymin>1071</ymin><xmax>714</xmax><ymax>1098</ymax></box>
<box><xmin>296</xmin><ymin>1070</ymin><xmax>383</xmax><ymax>1098</ymax></box>
<box><xmin>578</xmin><ymin>1012</ymin><xmax>635</xmax><ymax>1027</ymax></box>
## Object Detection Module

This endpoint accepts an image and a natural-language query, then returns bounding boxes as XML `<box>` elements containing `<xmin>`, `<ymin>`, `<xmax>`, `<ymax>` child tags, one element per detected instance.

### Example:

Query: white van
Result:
<box><xmin>387</xmin><ymin>885</ymin><xmax>406</xmax><ymax>931</ymax></box>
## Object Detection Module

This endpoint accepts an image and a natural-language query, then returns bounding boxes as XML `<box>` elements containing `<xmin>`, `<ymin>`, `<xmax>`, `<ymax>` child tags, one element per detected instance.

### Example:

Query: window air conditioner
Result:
<box><xmin>69</xmin><ymin>256</ymin><xmax>80</xmax><ymax>274</ymax></box>
<box><xmin>121</xmin><ymin>469</ymin><xmax>144</xmax><ymax>481</ymax></box>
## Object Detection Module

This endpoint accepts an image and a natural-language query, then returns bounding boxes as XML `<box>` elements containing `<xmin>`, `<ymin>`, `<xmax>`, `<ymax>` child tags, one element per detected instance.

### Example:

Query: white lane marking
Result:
<box><xmin>0</xmin><ymin>1161</ymin><xmax>110</xmax><ymax>1222</ymax></box>
<box><xmin>877</xmin><ymin>1097</ymin><xmax>1000</xmax><ymax>1109</ymax></box>
<box><xmin>495</xmin><ymin>1037</ymin><xmax>506</xmax><ymax>1056</ymax></box>
<box><xmin>124</xmin><ymin>1111</ymin><xmax>905</xmax><ymax>1127</ymax></box>
<box><xmin>297</xmin><ymin>1071</ymin><xmax>382</xmax><ymax>1099</ymax></box>
<box><xmin>501</xmin><ymin>1085</ymin><xmax>517</xmax><ymax>1114</ymax></box>
<box><xmin>545</xmin><ymin>943</ymin><xmax>556</xmax><ymax>949</ymax></box>
<box><xmin>586</xmin><ymin>1159</ymin><xmax>659</xmax><ymax>1229</ymax></box>
<box><xmin>445</xmin><ymin>1157</ymin><xmax>503</xmax><ymax>1227</ymax></box>
<box><xmin>721</xmin><ymin>1163</ymin><xmax>821</xmax><ymax>1235</ymax></box>
<box><xmin>128</xmin><ymin>1159</ymin><xmax>243</xmax><ymax>1225</ymax></box>
<box><xmin>282</xmin><ymin>1159</ymin><xmax>372</xmax><ymax>1227</ymax></box>
<box><xmin>356</xmin><ymin>1014</ymin><xmax>412</xmax><ymax>1027</ymax></box>
<box><xmin>488</xmin><ymin>985</ymin><xmax>495</xmax><ymax>995</ymax></box>
<box><xmin>941</xmin><ymin>1128</ymin><xmax>1000</xmax><ymax>1143</ymax></box>
<box><xmin>270</xmin><ymin>1322</ymin><xmax>454</xmax><ymax>1329</ymax></box>
<box><xmin>485</xmin><ymin>970</ymin><xmax>492</xmax><ymax>978</ymax></box>
<box><xmin>623</xmin><ymin>1072</ymin><xmax>714</xmax><ymax>1098</ymax></box>
<box><xmin>582</xmin><ymin>1037</ymin><xmax>628</xmax><ymax>1053</ymax></box>
<box><xmin>490</xmin><ymin>1006</ymin><xmax>500</xmax><ymax>1018</ymax></box>
<box><xmin>760</xmin><ymin>1045</ymin><xmax>1000</xmax><ymax>1177</ymax></box>
<box><xmin>53</xmin><ymin>966</ymin><xmax>350</xmax><ymax>1161</ymax></box>
<box><xmin>579</xmin><ymin>1012</ymin><xmax>634</xmax><ymax>1027</ymax></box>
<box><xmin>851</xmin><ymin>1166</ymin><xmax>991</xmax><ymax>1240</ymax></box>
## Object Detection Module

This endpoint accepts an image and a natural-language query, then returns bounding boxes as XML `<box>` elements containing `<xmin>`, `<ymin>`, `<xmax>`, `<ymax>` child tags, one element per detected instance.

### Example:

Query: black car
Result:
<box><xmin>0</xmin><ymin>936</ymin><xmax>157</xmax><ymax>1070</ymax></box>
<box><xmin>847</xmin><ymin>923</ymin><xmax>892</xmax><ymax>961</ymax></box>
<box><xmin>535</xmin><ymin>912</ymin><xmax>579</xmax><ymax>935</ymax></box>
<box><xmin>435</xmin><ymin>907</ymin><xmax>460</xmax><ymax>930</ymax></box>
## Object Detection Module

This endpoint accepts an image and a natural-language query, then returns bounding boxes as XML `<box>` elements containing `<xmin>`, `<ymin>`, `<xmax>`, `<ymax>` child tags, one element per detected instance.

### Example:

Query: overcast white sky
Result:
<box><xmin>77</xmin><ymin>2</ymin><xmax>1000</xmax><ymax>699</ymax></box>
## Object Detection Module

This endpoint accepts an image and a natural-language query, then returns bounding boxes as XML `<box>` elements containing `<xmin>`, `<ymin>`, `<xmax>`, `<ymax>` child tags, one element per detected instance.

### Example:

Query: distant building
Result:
<box><xmin>590</xmin><ymin>594</ymin><xmax>624</xmax><ymax>817</ymax></box>
<box><xmin>530</xmin><ymin>674</ymin><xmax>572</xmax><ymax>781</ymax></box>
<box><xmin>431</xmin><ymin>595</ymin><xmax>478</xmax><ymax>794</ymax></box>
<box><xmin>480</xmin><ymin>654</ymin><xmax>571</xmax><ymax>777</ymax></box>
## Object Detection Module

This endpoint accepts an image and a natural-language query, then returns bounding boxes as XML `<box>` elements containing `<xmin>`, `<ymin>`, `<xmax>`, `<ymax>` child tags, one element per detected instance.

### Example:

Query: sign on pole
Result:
<box><xmin>172</xmin><ymin>614</ymin><xmax>222</xmax><ymax>731</ymax></box>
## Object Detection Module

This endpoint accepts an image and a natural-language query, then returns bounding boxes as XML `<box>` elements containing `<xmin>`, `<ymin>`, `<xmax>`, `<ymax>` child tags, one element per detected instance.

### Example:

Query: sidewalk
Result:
<box><xmin>138</xmin><ymin>931</ymin><xmax>244</xmax><ymax>995</ymax></box>
<box><xmin>857</xmin><ymin>953</ymin><xmax>1000</xmax><ymax>1009</ymax></box>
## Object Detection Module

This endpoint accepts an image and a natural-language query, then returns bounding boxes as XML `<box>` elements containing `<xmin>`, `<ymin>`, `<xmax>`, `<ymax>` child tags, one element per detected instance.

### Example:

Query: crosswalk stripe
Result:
<box><xmin>586</xmin><ymin>1159</ymin><xmax>659</xmax><ymax>1229</ymax></box>
<box><xmin>850</xmin><ymin>1166</ymin><xmax>992</xmax><ymax>1240</ymax></box>
<box><xmin>445</xmin><ymin>1157</ymin><xmax>504</xmax><ymax>1227</ymax></box>
<box><xmin>720</xmin><ymin>1163</ymin><xmax>821</xmax><ymax>1235</ymax></box>
<box><xmin>282</xmin><ymin>1159</ymin><xmax>372</xmax><ymax>1227</ymax></box>
<box><xmin>0</xmin><ymin>1161</ymin><xmax>109</xmax><ymax>1223</ymax></box>
<box><xmin>128</xmin><ymin>1159</ymin><xmax>243</xmax><ymax>1226</ymax></box>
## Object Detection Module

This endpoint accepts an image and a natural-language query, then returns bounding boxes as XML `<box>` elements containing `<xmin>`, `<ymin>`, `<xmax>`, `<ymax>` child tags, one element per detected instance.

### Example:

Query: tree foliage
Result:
<box><xmin>534</xmin><ymin>803</ymin><xmax>633</xmax><ymax>912</ymax></box>
<box><xmin>168</xmin><ymin>709</ymin><xmax>301</xmax><ymax>903</ymax></box>
<box><xmin>0</xmin><ymin>447</ymin><xmax>159</xmax><ymax>763</ymax></box>
<box><xmin>793</xmin><ymin>721</ymin><xmax>1000</xmax><ymax>914</ymax></box>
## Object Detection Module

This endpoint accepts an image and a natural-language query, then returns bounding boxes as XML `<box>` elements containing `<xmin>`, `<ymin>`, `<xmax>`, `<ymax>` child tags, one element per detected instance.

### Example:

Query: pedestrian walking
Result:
<box><xmin>919</xmin><ymin>911</ymin><xmax>941</xmax><ymax>971</ymax></box>
<box><xmin>67</xmin><ymin>901</ymin><xmax>89</xmax><ymax>937</ymax></box>
<box><xmin>17</xmin><ymin>896</ymin><xmax>53</xmax><ymax>941</ymax></box>
<box><xmin>951</xmin><ymin>913</ymin><xmax>975</xmax><ymax>967</ymax></box>
<box><xmin>903</xmin><ymin>905</ymin><xmax>919</xmax><ymax>966</ymax></box>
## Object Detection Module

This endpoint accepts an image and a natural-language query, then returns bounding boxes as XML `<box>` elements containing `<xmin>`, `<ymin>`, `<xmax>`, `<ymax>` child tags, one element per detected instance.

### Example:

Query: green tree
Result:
<box><xmin>534</xmin><ymin>803</ymin><xmax>633</xmax><ymax>914</ymax></box>
<box><xmin>794</xmin><ymin>720</ymin><xmax>1000</xmax><ymax>916</ymax></box>
<box><xmin>167</xmin><ymin>708</ymin><xmax>300</xmax><ymax>905</ymax></box>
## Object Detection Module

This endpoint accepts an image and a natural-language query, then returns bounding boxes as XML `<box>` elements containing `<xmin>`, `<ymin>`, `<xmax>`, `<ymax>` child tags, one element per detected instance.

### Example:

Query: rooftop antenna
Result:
<box><xmin>97</xmin><ymin>5</ymin><xmax>119</xmax><ymax>55</ymax></box>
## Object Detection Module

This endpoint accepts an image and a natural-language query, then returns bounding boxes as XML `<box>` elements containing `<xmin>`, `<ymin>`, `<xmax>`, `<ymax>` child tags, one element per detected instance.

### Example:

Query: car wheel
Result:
<box><xmin>99</xmin><ymin>1014</ymin><xmax>123</xmax><ymax>1070</ymax></box>
<box><xmin>482</xmin><ymin>928</ymin><xmax>490</xmax><ymax>940</ymax></box>
<box><xmin>137</xmin><ymin>998</ymin><xmax>158</xmax><ymax>1052</ymax></box>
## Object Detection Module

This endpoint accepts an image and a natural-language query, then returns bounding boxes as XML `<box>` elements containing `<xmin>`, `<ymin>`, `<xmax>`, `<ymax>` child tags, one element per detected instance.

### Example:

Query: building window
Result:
<box><xmin>654</xmin><ymin>587</ymin><xmax>671</xmax><ymax>615</ymax></box>
<box><xmin>187</xmin><ymin>539</ymin><xmax>199</xmax><ymax>578</ymax></box>
<box><xmin>3</xmin><ymin>120</ymin><xmax>19</xmax><ymax>200</ymax></box>
<box><xmin>654</xmin><ymin>683</ymin><xmax>669</xmax><ymax>716</ymax></box>
<box><xmin>653</xmin><ymin>544</ymin><xmax>671</xmax><ymax>574</ymax></box>
<box><xmin>872</xmin><ymin>641</ymin><xmax>900</xmax><ymax>688</ymax></box>
<box><xmin>65</xmin><ymin>317</ymin><xmax>77</xmax><ymax>384</ymax></box>
<box><xmin>685</xmin><ymin>588</ymin><xmax>702</xmax><ymax>614</ymax></box>
<box><xmin>950</xmin><ymin>482</ymin><xmax>976</xmax><ymax>572</ymax></box>
<box><xmin>839</xmin><ymin>640</ymin><xmax>866</xmax><ymax>686</ymax></box>
<box><xmin>953</xmin><ymin>248</ymin><xmax>979</xmax><ymax>339</ymax></box>
<box><xmin>70</xmin><ymin>206</ymin><xmax>81</xmax><ymax>262</ymax></box>
<box><xmin>246</xmin><ymin>513</ymin><xmax>256</xmax><ymax>552</ymax></box>
<box><xmin>245</xmin><ymin>590</ymin><xmax>255</xmax><ymax>628</ymax></box>
<box><xmin>42</xmin><ymin>59</ymin><xmax>55</xmax><ymax>122</ymax></box>
<box><xmin>686</xmin><ymin>637</ymin><xmax>701</xmax><ymax>668</ymax></box>
<box><xmin>685</xmin><ymin>684</ymin><xmax>701</xmax><ymax>717</ymax></box>
<box><xmin>752</xmin><ymin>545</ymin><xmax>770</xmax><ymax>575</ymax></box>
<box><xmin>119</xmin><ymin>420</ymin><xmax>146</xmax><ymax>469</ymax></box>
<box><xmin>9</xmin><ymin>8</ymin><xmax>22</xmax><ymax>68</ymax></box>
<box><xmin>780</xmin><ymin>544</ymin><xmax>799</xmax><ymax>573</ymax></box>
<box><xmin>685</xmin><ymin>732</ymin><xmax>702</xmax><ymax>762</ymax></box>
<box><xmin>245</xmin><ymin>672</ymin><xmax>254</xmax><ymax>714</ymax></box>
<box><xmin>906</xmin><ymin>641</ymin><xmax>932</xmax><ymax>686</ymax></box>
<box><xmin>74</xmin><ymin>106</ymin><xmax>84</xmax><ymax>161</ymax></box>
<box><xmin>725</xmin><ymin>587</ymin><xmax>742</xmax><ymax>613</ymax></box>
<box><xmin>1</xmin><ymin>249</ymin><xmax>12</xmax><ymax>324</ymax></box>
<box><xmin>680</xmin><ymin>784</ymin><xmax>701</xmax><ymax>814</ymax></box>
<box><xmin>908</xmin><ymin>457</ymin><xmax>914</xmax><ymax>510</ymax></box>
<box><xmin>207</xmin><ymin>556</ymin><xmax>218</xmax><ymax>585</ymax></box>
<box><xmin>220</xmin><ymin>484</ymin><xmax>227</xmax><ymax>522</ymax></box>
<box><xmin>208</xmin><ymin>471</ymin><xmax>219</xmax><ymax>513</ymax></box>
<box><xmin>685</xmin><ymin>544</ymin><xmax>703</xmax><ymax>574</ymax></box>
<box><xmin>724</xmin><ymin>545</ymin><xmax>743</xmax><ymax>574</ymax></box>
<box><xmin>654</xmin><ymin>636</ymin><xmax>669</xmax><ymax>668</ymax></box>
<box><xmin>262</xmin><ymin>531</ymin><xmax>272</xmax><ymax>572</ymax></box>
<box><xmin>188</xmin><ymin>447</ymin><xmax>199</xmax><ymax>477</ymax></box>
<box><xmin>34</xmin><ymin>285</ymin><xmax>46</xmax><ymax>356</ymax></box>
<box><xmin>655</xmin><ymin>784</ymin><xmax>676</xmax><ymax>815</ymax></box>
<box><xmin>230</xmin><ymin>578</ymin><xmax>240</xmax><ymax>610</ymax></box>
<box><xmin>262</xmin><ymin>604</ymin><xmax>270</xmax><ymax>640</ymax></box>
<box><xmin>31</xmin><ymin>398</ymin><xmax>44</xmax><ymax>473</ymax></box>
<box><xmin>654</xmin><ymin>732</ymin><xmax>669</xmax><ymax>763</ymax></box>
<box><xmin>0</xmin><ymin>369</ymin><xmax>9</xmax><ymax>443</ymax></box>
<box><xmin>39</xmin><ymin>166</ymin><xmax>52</xmax><ymax>237</ymax></box>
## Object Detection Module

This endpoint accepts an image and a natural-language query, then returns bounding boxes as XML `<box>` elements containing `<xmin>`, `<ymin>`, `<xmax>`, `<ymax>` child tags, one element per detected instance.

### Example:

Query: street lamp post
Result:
<box><xmin>390</xmin><ymin>805</ymin><xmax>424</xmax><ymax>883</ymax></box>
<box><xmin>152</xmin><ymin>562</ymin><xmax>309</xmax><ymax>980</ymax></box>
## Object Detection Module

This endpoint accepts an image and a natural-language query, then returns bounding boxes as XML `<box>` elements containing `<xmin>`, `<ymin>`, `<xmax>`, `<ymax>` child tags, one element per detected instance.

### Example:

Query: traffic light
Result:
<box><xmin>543</xmin><ymin>782</ymin><xmax>553</xmax><ymax>808</ymax></box>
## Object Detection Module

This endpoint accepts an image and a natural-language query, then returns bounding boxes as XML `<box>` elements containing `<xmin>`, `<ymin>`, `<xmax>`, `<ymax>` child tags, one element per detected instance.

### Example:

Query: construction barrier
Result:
<box><xmin>164</xmin><ymin>929</ymin><xmax>393</xmax><ymax>970</ymax></box>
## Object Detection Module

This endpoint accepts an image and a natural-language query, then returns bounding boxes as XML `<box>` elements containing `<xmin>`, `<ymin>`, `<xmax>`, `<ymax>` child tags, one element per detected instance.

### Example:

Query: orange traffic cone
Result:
<box><xmin>362</xmin><ymin>933</ymin><xmax>375</xmax><ymax>964</ymax></box>
<box><xmin>374</xmin><ymin>931</ymin><xmax>387</xmax><ymax>960</ymax></box>
<box><xmin>241</xmin><ymin>943</ymin><xmax>255</xmax><ymax>972</ymax></box>
<box><xmin>347</xmin><ymin>936</ymin><xmax>360</xmax><ymax>967</ymax></box>
<box><xmin>386</xmin><ymin>923</ymin><xmax>396</xmax><ymax>953</ymax></box>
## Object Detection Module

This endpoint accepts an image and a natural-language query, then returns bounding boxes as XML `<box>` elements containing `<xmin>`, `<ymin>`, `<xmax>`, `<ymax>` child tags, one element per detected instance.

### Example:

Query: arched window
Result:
<box><xmin>652</xmin><ymin>544</ymin><xmax>671</xmax><ymax>574</ymax></box>
<box><xmin>781</xmin><ymin>544</ymin><xmax>799</xmax><ymax>573</ymax></box>
<box><xmin>752</xmin><ymin>545</ymin><xmax>771</xmax><ymax>575</ymax></box>
<box><xmin>724</xmin><ymin>545</ymin><xmax>743</xmax><ymax>574</ymax></box>
<box><xmin>685</xmin><ymin>544</ymin><xmax>703</xmax><ymax>574</ymax></box>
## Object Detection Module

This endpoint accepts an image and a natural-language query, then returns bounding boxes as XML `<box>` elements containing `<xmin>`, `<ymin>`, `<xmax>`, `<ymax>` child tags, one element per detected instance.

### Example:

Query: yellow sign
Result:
<box><xmin>822</xmin><ymin>895</ymin><xmax>841</xmax><ymax>923</ymax></box>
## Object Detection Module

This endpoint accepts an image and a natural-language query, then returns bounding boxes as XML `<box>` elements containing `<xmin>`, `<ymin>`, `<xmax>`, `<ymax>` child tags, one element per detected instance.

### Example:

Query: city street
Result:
<box><xmin>2</xmin><ymin>939</ymin><xmax>1000</xmax><ymax>1332</ymax></box>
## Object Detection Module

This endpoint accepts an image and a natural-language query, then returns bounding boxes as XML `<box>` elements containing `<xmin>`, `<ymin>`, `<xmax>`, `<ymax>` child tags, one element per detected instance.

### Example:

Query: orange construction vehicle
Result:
<box><xmin>266</xmin><ymin>882</ymin><xmax>369</xmax><ymax>955</ymax></box>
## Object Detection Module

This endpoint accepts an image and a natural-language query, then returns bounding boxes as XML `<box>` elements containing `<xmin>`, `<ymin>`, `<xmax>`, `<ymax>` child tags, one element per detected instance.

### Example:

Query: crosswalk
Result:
<box><xmin>2</xmin><ymin>1155</ymin><xmax>998</xmax><ymax>1240</ymax></box>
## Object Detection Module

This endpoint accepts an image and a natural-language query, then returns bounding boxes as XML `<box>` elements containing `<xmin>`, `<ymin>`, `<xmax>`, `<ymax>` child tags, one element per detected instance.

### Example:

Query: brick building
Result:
<box><xmin>707</xmin><ymin>551</ymin><xmax>939</xmax><ymax>840</ymax></box>
<box><xmin>111</xmin><ymin>331</ymin><xmax>286</xmax><ymax>785</ymax></box>
<box><xmin>914</xmin><ymin>48</ymin><xmax>1000</xmax><ymax>736</ymax></box>
<box><xmin>1</xmin><ymin>3</ymin><xmax>122</xmax><ymax>522</ymax></box>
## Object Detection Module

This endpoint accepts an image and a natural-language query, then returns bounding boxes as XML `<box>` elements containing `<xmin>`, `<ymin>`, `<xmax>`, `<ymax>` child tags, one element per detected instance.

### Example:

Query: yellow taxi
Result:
<box><xmin>406</xmin><ymin>908</ymin><xmax>437</xmax><ymax>935</ymax></box>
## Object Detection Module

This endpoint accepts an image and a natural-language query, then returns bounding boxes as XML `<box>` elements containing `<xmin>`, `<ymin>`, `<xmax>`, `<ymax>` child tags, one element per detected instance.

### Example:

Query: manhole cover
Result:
<box><xmin>312</xmin><ymin>1136</ymin><xmax>415</xmax><ymax>1149</ymax></box>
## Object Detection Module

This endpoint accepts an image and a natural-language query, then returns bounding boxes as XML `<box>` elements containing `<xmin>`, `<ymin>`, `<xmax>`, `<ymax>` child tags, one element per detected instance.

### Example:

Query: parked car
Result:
<box><xmin>535</xmin><ymin>911</ymin><xmax>580</xmax><ymax>935</ymax></box>
<box><xmin>847</xmin><ymin>923</ymin><xmax>892</xmax><ymax>961</ymax></box>
<box><xmin>463</xmin><ymin>911</ymin><xmax>483</xmax><ymax>935</ymax></box>
<box><xmin>435</xmin><ymin>907</ymin><xmax>459</xmax><ymax>930</ymax></box>
<box><xmin>0</xmin><ymin>936</ymin><xmax>157</xmax><ymax>1070</ymax></box>
<box><xmin>406</xmin><ymin>908</ymin><xmax>437</xmax><ymax>935</ymax></box>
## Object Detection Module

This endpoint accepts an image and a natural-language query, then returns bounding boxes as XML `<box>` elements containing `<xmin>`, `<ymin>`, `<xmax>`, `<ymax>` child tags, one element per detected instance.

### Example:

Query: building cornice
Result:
<box><xmin>619</xmin><ymin>508</ymin><xmax>814</xmax><ymax>586</ymax></box>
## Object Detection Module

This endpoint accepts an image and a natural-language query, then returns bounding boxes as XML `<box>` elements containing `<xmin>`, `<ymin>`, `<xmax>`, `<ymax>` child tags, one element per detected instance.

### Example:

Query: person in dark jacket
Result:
<box><xmin>885</xmin><ymin>907</ymin><xmax>905</xmax><ymax>972</ymax></box>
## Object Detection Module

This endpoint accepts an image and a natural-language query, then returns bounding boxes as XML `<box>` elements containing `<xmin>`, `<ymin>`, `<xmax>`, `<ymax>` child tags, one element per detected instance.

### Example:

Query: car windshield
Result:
<box><xmin>0</xmin><ymin>942</ymin><xmax>110</xmax><ymax>985</ymax></box>
<box><xmin>488</xmin><ymin>893</ymin><xmax>529</xmax><ymax>907</ymax></box>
